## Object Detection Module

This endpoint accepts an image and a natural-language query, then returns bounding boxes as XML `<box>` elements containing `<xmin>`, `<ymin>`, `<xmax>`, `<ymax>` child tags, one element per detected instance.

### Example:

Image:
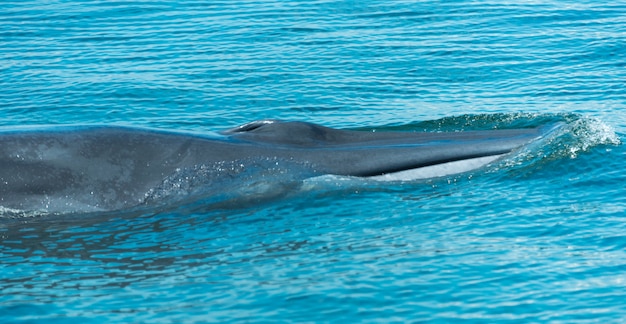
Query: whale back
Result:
<box><xmin>0</xmin><ymin>121</ymin><xmax>559</xmax><ymax>215</ymax></box>
<box><xmin>224</xmin><ymin>119</ymin><xmax>546</xmax><ymax>148</ymax></box>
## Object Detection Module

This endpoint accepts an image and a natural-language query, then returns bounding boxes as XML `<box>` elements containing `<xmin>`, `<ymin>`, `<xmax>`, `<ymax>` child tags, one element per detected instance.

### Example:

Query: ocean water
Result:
<box><xmin>1</xmin><ymin>0</ymin><xmax>626</xmax><ymax>322</ymax></box>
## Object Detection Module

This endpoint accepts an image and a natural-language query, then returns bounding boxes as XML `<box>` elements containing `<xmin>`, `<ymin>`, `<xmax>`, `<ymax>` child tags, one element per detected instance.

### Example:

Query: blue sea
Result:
<box><xmin>1</xmin><ymin>0</ymin><xmax>626</xmax><ymax>322</ymax></box>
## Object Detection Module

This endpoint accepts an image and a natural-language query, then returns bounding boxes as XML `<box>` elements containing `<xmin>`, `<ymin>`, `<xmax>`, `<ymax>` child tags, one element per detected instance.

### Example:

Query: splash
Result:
<box><xmin>483</xmin><ymin>113</ymin><xmax>621</xmax><ymax>177</ymax></box>
<box><xmin>563</xmin><ymin>115</ymin><xmax>621</xmax><ymax>158</ymax></box>
<box><xmin>0</xmin><ymin>206</ymin><xmax>48</xmax><ymax>219</ymax></box>
<box><xmin>142</xmin><ymin>158</ymin><xmax>316</xmax><ymax>210</ymax></box>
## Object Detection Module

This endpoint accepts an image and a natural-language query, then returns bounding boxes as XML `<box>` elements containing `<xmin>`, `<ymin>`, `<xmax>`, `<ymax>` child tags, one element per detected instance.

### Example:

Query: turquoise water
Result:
<box><xmin>1</xmin><ymin>0</ymin><xmax>626</xmax><ymax>322</ymax></box>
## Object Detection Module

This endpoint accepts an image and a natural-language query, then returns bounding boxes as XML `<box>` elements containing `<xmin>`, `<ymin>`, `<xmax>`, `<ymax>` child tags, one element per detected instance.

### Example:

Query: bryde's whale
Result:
<box><xmin>0</xmin><ymin>120</ymin><xmax>557</xmax><ymax>214</ymax></box>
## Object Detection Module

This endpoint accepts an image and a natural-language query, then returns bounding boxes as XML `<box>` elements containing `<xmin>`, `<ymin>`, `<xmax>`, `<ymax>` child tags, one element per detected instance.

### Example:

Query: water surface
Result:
<box><xmin>1</xmin><ymin>1</ymin><xmax>626</xmax><ymax>322</ymax></box>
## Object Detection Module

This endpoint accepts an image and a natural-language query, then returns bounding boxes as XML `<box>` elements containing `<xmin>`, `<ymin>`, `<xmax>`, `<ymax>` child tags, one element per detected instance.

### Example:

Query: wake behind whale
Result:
<box><xmin>0</xmin><ymin>117</ymin><xmax>570</xmax><ymax>216</ymax></box>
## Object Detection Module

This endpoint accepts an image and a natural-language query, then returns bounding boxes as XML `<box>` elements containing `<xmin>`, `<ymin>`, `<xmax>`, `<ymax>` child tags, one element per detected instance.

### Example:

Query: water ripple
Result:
<box><xmin>2</xmin><ymin>0</ymin><xmax>626</xmax><ymax>322</ymax></box>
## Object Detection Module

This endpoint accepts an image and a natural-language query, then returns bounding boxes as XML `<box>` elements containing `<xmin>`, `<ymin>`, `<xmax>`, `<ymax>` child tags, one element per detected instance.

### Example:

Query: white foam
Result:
<box><xmin>568</xmin><ymin>117</ymin><xmax>621</xmax><ymax>157</ymax></box>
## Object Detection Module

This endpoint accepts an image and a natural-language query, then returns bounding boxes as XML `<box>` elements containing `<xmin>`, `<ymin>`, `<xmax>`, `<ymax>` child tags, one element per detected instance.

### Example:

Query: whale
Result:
<box><xmin>0</xmin><ymin>120</ymin><xmax>558</xmax><ymax>214</ymax></box>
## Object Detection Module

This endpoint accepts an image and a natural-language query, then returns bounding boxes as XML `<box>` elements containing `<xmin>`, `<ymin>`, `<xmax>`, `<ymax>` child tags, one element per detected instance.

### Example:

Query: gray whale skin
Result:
<box><xmin>0</xmin><ymin>120</ymin><xmax>554</xmax><ymax>214</ymax></box>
